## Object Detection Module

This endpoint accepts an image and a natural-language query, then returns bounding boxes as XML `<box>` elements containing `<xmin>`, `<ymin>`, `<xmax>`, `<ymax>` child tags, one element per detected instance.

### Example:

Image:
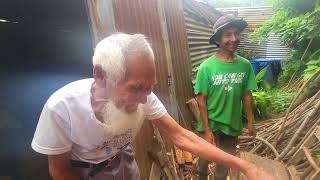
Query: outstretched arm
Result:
<box><xmin>151</xmin><ymin>113</ymin><xmax>274</xmax><ymax>180</ymax></box>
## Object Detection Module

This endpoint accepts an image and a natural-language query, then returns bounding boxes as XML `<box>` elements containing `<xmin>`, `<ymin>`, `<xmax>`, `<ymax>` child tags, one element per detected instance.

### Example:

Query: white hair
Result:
<box><xmin>92</xmin><ymin>33</ymin><xmax>154</xmax><ymax>82</ymax></box>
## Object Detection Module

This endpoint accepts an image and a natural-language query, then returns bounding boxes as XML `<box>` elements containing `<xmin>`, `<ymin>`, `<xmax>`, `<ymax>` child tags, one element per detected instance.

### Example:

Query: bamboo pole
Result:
<box><xmin>239</xmin><ymin>136</ymin><xmax>280</xmax><ymax>158</ymax></box>
<box><xmin>277</xmin><ymin>98</ymin><xmax>320</xmax><ymax>160</ymax></box>
<box><xmin>287</xmin><ymin>120</ymin><xmax>320</xmax><ymax>163</ymax></box>
<box><xmin>274</xmin><ymin>89</ymin><xmax>320</xmax><ymax>147</ymax></box>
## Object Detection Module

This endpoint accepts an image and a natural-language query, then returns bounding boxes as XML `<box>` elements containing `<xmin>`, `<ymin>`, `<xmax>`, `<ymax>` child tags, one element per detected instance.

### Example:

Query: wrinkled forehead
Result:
<box><xmin>124</xmin><ymin>53</ymin><xmax>156</xmax><ymax>84</ymax></box>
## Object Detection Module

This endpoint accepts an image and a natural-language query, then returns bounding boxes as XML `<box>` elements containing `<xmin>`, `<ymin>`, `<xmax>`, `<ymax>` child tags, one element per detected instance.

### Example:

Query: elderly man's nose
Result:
<box><xmin>138</xmin><ymin>94</ymin><xmax>148</xmax><ymax>104</ymax></box>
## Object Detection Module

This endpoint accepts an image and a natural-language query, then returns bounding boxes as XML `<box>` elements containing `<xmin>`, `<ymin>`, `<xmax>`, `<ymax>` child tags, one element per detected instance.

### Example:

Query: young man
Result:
<box><xmin>195</xmin><ymin>15</ymin><xmax>258</xmax><ymax>180</ymax></box>
<box><xmin>32</xmin><ymin>33</ymin><xmax>272</xmax><ymax>180</ymax></box>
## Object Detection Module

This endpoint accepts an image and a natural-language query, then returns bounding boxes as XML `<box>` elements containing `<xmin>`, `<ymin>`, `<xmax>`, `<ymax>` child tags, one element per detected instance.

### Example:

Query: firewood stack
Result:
<box><xmin>239</xmin><ymin>89</ymin><xmax>320</xmax><ymax>174</ymax></box>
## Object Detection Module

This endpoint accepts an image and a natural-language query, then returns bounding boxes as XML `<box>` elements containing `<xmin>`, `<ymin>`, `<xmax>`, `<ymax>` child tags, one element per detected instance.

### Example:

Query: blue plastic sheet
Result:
<box><xmin>250</xmin><ymin>58</ymin><xmax>282</xmax><ymax>85</ymax></box>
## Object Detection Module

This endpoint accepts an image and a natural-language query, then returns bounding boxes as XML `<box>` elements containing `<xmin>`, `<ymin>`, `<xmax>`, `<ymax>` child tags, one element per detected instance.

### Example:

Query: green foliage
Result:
<box><xmin>278</xmin><ymin>60</ymin><xmax>306</xmax><ymax>85</ymax></box>
<box><xmin>310</xmin><ymin>49</ymin><xmax>320</xmax><ymax>59</ymax></box>
<box><xmin>251</xmin><ymin>8</ymin><xmax>320</xmax><ymax>45</ymax></box>
<box><xmin>252</xmin><ymin>65</ymin><xmax>295</xmax><ymax>118</ymax></box>
<box><xmin>279</xmin><ymin>49</ymin><xmax>320</xmax><ymax>82</ymax></box>
<box><xmin>303</xmin><ymin>49</ymin><xmax>320</xmax><ymax>80</ymax></box>
<box><xmin>251</xmin><ymin>0</ymin><xmax>320</xmax><ymax>62</ymax></box>
<box><xmin>255</xmin><ymin>66</ymin><xmax>272</xmax><ymax>90</ymax></box>
<box><xmin>252</xmin><ymin>88</ymin><xmax>295</xmax><ymax>119</ymax></box>
<box><xmin>268</xmin><ymin>88</ymin><xmax>295</xmax><ymax>114</ymax></box>
<box><xmin>252</xmin><ymin>66</ymin><xmax>272</xmax><ymax>118</ymax></box>
<box><xmin>248</xmin><ymin>0</ymin><xmax>320</xmax><ymax>119</ymax></box>
<box><xmin>251</xmin><ymin>10</ymin><xmax>287</xmax><ymax>41</ymax></box>
<box><xmin>256</xmin><ymin>66</ymin><xmax>269</xmax><ymax>83</ymax></box>
<box><xmin>252</xmin><ymin>91</ymin><xmax>271</xmax><ymax>119</ymax></box>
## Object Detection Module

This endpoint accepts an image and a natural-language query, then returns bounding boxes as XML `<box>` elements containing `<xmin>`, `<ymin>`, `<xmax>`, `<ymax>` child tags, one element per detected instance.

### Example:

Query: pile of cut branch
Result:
<box><xmin>239</xmin><ymin>89</ymin><xmax>320</xmax><ymax>162</ymax></box>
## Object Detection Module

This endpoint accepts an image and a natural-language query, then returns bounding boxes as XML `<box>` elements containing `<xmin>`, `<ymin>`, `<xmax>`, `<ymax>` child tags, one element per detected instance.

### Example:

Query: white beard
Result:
<box><xmin>101</xmin><ymin>102</ymin><xmax>144</xmax><ymax>136</ymax></box>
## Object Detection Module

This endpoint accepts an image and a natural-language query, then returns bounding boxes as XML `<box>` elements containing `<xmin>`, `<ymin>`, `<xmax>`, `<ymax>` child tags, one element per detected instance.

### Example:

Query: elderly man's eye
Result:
<box><xmin>129</xmin><ymin>85</ymin><xmax>142</xmax><ymax>93</ymax></box>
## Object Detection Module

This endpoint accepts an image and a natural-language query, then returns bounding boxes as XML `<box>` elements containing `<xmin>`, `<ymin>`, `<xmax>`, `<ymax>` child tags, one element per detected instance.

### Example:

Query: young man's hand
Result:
<box><xmin>204</xmin><ymin>130</ymin><xmax>215</xmax><ymax>146</ymax></box>
<box><xmin>247</xmin><ymin>123</ymin><xmax>257</xmax><ymax>137</ymax></box>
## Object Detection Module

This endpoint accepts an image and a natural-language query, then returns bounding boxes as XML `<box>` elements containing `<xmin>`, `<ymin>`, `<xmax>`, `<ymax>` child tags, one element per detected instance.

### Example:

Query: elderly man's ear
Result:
<box><xmin>93</xmin><ymin>65</ymin><xmax>107</xmax><ymax>87</ymax></box>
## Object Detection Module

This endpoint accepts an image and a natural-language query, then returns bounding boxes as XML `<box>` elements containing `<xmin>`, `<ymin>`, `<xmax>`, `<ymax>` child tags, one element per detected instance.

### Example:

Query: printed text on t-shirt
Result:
<box><xmin>212</xmin><ymin>72</ymin><xmax>245</xmax><ymax>86</ymax></box>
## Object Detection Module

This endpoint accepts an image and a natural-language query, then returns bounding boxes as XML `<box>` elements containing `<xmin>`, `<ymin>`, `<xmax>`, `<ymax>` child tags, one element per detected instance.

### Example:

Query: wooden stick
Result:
<box><xmin>284</xmin><ymin>70</ymin><xmax>297</xmax><ymax>89</ymax></box>
<box><xmin>277</xmin><ymin>98</ymin><xmax>320</xmax><ymax>160</ymax></box>
<box><xmin>154</xmin><ymin>127</ymin><xmax>180</xmax><ymax>180</ymax></box>
<box><xmin>302</xmin><ymin>147</ymin><xmax>319</xmax><ymax>171</ymax></box>
<box><xmin>274</xmin><ymin>89</ymin><xmax>320</xmax><ymax>147</ymax></box>
<box><xmin>287</xmin><ymin>120</ymin><xmax>320</xmax><ymax>161</ymax></box>
<box><xmin>239</xmin><ymin>136</ymin><xmax>280</xmax><ymax>158</ymax></box>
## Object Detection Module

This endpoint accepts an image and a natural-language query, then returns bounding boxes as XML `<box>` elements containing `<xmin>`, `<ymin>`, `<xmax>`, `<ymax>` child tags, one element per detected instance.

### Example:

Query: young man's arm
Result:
<box><xmin>152</xmin><ymin>113</ymin><xmax>274</xmax><ymax>180</ymax></box>
<box><xmin>48</xmin><ymin>152</ymin><xmax>81</xmax><ymax>180</ymax></box>
<box><xmin>197</xmin><ymin>94</ymin><xmax>215</xmax><ymax>145</ymax></box>
<box><xmin>242</xmin><ymin>91</ymin><xmax>256</xmax><ymax>136</ymax></box>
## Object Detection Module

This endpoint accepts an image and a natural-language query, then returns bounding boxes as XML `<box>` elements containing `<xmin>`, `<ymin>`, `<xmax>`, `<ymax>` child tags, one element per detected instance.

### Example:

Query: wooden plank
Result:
<box><xmin>149</xmin><ymin>162</ymin><xmax>161</xmax><ymax>180</ymax></box>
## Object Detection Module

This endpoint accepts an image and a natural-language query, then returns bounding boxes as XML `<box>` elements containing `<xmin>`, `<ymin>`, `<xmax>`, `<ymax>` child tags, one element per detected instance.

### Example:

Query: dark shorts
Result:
<box><xmin>197</xmin><ymin>131</ymin><xmax>238</xmax><ymax>180</ymax></box>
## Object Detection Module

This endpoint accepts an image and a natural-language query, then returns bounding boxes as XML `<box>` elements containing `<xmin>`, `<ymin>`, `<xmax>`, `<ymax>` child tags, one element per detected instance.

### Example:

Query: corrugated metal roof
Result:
<box><xmin>265</xmin><ymin>34</ymin><xmax>291</xmax><ymax>60</ymax></box>
<box><xmin>219</xmin><ymin>6</ymin><xmax>291</xmax><ymax>61</ymax></box>
<box><xmin>162</xmin><ymin>0</ymin><xmax>195</xmax><ymax>129</ymax></box>
<box><xmin>218</xmin><ymin>6</ymin><xmax>273</xmax><ymax>32</ymax></box>
<box><xmin>183</xmin><ymin>0</ymin><xmax>221</xmax><ymax>84</ymax></box>
<box><xmin>184</xmin><ymin>0</ymin><xmax>221</xmax><ymax>25</ymax></box>
<box><xmin>113</xmin><ymin>0</ymin><xmax>171</xmax><ymax>107</ymax></box>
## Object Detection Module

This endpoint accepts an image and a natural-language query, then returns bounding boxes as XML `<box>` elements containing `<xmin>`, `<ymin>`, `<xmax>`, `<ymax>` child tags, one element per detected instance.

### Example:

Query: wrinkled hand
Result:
<box><xmin>204</xmin><ymin>130</ymin><xmax>215</xmax><ymax>146</ymax></box>
<box><xmin>245</xmin><ymin>166</ymin><xmax>275</xmax><ymax>180</ymax></box>
<box><xmin>247</xmin><ymin>123</ymin><xmax>257</xmax><ymax>137</ymax></box>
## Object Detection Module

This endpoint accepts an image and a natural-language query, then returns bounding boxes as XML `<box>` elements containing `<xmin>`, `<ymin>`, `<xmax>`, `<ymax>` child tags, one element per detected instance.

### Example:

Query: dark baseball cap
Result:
<box><xmin>209</xmin><ymin>15</ymin><xmax>247</xmax><ymax>45</ymax></box>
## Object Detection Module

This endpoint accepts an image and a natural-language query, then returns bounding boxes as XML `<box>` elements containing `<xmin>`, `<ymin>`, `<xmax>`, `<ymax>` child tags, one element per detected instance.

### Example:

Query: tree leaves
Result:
<box><xmin>303</xmin><ymin>60</ymin><xmax>320</xmax><ymax>80</ymax></box>
<box><xmin>251</xmin><ymin>0</ymin><xmax>320</xmax><ymax>48</ymax></box>
<box><xmin>256</xmin><ymin>66</ymin><xmax>269</xmax><ymax>83</ymax></box>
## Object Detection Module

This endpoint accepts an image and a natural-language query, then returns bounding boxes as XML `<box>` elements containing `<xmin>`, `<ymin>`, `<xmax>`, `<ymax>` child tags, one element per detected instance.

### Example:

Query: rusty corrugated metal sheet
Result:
<box><xmin>265</xmin><ymin>33</ymin><xmax>290</xmax><ymax>60</ymax></box>
<box><xmin>238</xmin><ymin>33</ymin><xmax>268</xmax><ymax>58</ymax></box>
<box><xmin>162</xmin><ymin>0</ymin><xmax>195</xmax><ymax>129</ymax></box>
<box><xmin>218</xmin><ymin>6</ymin><xmax>273</xmax><ymax>32</ymax></box>
<box><xmin>183</xmin><ymin>0</ymin><xmax>221</xmax><ymax>84</ymax></box>
<box><xmin>113</xmin><ymin>0</ymin><xmax>170</xmax><ymax>106</ymax></box>
<box><xmin>238</xmin><ymin>33</ymin><xmax>290</xmax><ymax>60</ymax></box>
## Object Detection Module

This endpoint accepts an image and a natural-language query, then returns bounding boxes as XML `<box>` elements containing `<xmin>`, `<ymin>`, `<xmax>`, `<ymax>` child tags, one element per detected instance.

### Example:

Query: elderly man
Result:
<box><xmin>195</xmin><ymin>15</ymin><xmax>258</xmax><ymax>180</ymax></box>
<box><xmin>31</xmin><ymin>33</ymin><xmax>273</xmax><ymax>180</ymax></box>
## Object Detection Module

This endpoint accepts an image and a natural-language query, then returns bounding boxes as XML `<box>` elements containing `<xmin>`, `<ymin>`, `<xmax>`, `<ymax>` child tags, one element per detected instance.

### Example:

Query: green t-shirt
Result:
<box><xmin>194</xmin><ymin>55</ymin><xmax>257</xmax><ymax>136</ymax></box>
